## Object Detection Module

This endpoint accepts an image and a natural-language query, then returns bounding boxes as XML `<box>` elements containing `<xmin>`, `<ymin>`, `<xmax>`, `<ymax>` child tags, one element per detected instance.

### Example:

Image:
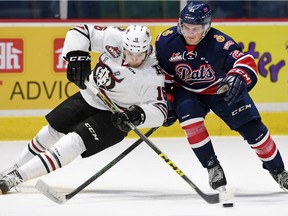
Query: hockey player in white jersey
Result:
<box><xmin>0</xmin><ymin>24</ymin><xmax>167</xmax><ymax>193</ymax></box>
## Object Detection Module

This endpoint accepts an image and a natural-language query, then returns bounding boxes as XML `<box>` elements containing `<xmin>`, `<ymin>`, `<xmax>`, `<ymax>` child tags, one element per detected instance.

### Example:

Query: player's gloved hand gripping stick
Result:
<box><xmin>217</xmin><ymin>68</ymin><xmax>249</xmax><ymax>106</ymax></box>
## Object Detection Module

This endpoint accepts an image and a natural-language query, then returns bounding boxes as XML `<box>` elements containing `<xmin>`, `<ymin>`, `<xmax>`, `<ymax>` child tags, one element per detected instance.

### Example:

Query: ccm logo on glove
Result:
<box><xmin>68</xmin><ymin>56</ymin><xmax>91</xmax><ymax>61</ymax></box>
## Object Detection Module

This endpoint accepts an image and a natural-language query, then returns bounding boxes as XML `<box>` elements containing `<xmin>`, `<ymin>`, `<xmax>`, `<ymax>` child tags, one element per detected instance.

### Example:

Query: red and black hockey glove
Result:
<box><xmin>217</xmin><ymin>68</ymin><xmax>251</xmax><ymax>106</ymax></box>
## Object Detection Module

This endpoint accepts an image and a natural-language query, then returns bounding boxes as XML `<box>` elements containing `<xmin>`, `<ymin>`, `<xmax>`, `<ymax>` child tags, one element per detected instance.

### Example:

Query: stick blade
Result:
<box><xmin>35</xmin><ymin>179</ymin><xmax>66</xmax><ymax>204</ymax></box>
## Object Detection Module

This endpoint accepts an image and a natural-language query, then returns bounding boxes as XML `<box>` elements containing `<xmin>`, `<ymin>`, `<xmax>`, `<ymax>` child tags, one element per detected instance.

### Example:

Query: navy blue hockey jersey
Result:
<box><xmin>155</xmin><ymin>26</ymin><xmax>258</xmax><ymax>94</ymax></box>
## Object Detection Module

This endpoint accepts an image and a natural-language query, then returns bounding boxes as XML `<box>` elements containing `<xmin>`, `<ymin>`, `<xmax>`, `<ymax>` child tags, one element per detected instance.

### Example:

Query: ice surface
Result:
<box><xmin>0</xmin><ymin>136</ymin><xmax>288</xmax><ymax>216</ymax></box>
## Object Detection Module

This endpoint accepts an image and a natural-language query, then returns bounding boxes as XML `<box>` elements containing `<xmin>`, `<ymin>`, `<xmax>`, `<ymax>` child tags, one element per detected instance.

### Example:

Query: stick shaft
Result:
<box><xmin>86</xmin><ymin>82</ymin><xmax>224</xmax><ymax>204</ymax></box>
<box><xmin>65</xmin><ymin>127</ymin><xmax>158</xmax><ymax>200</ymax></box>
<box><xmin>128</xmin><ymin>124</ymin><xmax>220</xmax><ymax>203</ymax></box>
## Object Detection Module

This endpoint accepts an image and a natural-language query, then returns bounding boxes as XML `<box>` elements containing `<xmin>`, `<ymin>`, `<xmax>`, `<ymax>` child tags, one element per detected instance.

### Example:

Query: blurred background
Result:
<box><xmin>0</xmin><ymin>0</ymin><xmax>287</xmax><ymax>20</ymax></box>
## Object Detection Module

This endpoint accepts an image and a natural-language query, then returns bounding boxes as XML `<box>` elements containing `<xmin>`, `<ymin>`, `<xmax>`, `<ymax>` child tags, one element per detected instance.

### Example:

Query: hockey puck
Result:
<box><xmin>222</xmin><ymin>203</ymin><xmax>234</xmax><ymax>208</ymax></box>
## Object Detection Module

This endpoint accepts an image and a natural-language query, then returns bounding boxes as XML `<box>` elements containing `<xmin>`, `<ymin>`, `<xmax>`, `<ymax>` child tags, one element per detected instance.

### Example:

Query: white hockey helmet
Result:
<box><xmin>122</xmin><ymin>25</ymin><xmax>152</xmax><ymax>53</ymax></box>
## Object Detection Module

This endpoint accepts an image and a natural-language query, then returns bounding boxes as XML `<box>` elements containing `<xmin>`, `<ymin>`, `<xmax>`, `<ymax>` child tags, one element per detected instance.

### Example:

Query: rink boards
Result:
<box><xmin>1</xmin><ymin>111</ymin><xmax>287</xmax><ymax>140</ymax></box>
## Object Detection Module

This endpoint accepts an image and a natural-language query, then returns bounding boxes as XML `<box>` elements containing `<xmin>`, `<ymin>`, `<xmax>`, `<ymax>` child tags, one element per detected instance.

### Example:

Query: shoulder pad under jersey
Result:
<box><xmin>206</xmin><ymin>28</ymin><xmax>241</xmax><ymax>52</ymax></box>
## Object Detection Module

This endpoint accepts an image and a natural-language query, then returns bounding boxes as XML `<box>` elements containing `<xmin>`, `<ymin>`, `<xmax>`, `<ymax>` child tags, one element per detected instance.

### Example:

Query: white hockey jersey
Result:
<box><xmin>62</xmin><ymin>24</ymin><xmax>167</xmax><ymax>128</ymax></box>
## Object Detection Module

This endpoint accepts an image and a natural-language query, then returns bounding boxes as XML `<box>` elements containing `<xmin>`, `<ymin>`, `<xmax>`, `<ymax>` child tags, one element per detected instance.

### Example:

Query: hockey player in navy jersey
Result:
<box><xmin>155</xmin><ymin>1</ymin><xmax>288</xmax><ymax>192</ymax></box>
<box><xmin>0</xmin><ymin>24</ymin><xmax>167</xmax><ymax>193</ymax></box>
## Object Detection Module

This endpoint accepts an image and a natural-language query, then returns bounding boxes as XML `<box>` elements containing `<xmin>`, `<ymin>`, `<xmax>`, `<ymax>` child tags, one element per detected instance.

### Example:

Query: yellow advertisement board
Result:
<box><xmin>0</xmin><ymin>22</ymin><xmax>287</xmax><ymax>139</ymax></box>
<box><xmin>0</xmin><ymin>23</ymin><xmax>288</xmax><ymax>111</ymax></box>
<box><xmin>0</xmin><ymin>26</ymin><xmax>77</xmax><ymax>109</ymax></box>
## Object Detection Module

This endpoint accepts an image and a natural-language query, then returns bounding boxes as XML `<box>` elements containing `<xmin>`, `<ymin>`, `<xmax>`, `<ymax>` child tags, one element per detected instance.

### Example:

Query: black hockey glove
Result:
<box><xmin>217</xmin><ymin>74</ymin><xmax>247</xmax><ymax>106</ymax></box>
<box><xmin>66</xmin><ymin>51</ymin><xmax>91</xmax><ymax>89</ymax></box>
<box><xmin>163</xmin><ymin>100</ymin><xmax>177</xmax><ymax>127</ymax></box>
<box><xmin>111</xmin><ymin>105</ymin><xmax>146</xmax><ymax>132</ymax></box>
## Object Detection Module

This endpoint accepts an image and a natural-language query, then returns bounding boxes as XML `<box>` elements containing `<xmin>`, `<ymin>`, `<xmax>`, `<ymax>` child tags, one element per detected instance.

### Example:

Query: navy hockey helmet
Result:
<box><xmin>178</xmin><ymin>1</ymin><xmax>211</xmax><ymax>35</ymax></box>
<box><xmin>179</xmin><ymin>1</ymin><xmax>211</xmax><ymax>25</ymax></box>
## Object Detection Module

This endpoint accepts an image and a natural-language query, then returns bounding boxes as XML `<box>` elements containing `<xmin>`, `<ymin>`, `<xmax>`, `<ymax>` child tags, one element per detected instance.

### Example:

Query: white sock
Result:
<box><xmin>15</xmin><ymin>125</ymin><xmax>65</xmax><ymax>168</ymax></box>
<box><xmin>18</xmin><ymin>132</ymin><xmax>86</xmax><ymax>181</ymax></box>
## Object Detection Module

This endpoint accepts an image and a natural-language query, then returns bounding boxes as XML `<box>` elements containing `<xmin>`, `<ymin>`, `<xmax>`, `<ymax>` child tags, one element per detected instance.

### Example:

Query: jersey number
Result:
<box><xmin>157</xmin><ymin>86</ymin><xmax>167</xmax><ymax>101</ymax></box>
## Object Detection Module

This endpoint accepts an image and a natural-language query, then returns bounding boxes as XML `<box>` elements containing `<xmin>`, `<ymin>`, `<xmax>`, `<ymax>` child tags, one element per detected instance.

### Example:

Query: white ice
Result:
<box><xmin>0</xmin><ymin>135</ymin><xmax>288</xmax><ymax>216</ymax></box>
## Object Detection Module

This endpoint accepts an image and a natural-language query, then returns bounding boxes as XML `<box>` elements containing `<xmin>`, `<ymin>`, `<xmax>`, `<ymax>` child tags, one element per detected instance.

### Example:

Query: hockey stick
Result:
<box><xmin>36</xmin><ymin>127</ymin><xmax>158</xmax><ymax>204</ymax></box>
<box><xmin>83</xmin><ymin>82</ymin><xmax>234</xmax><ymax>204</ymax></box>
